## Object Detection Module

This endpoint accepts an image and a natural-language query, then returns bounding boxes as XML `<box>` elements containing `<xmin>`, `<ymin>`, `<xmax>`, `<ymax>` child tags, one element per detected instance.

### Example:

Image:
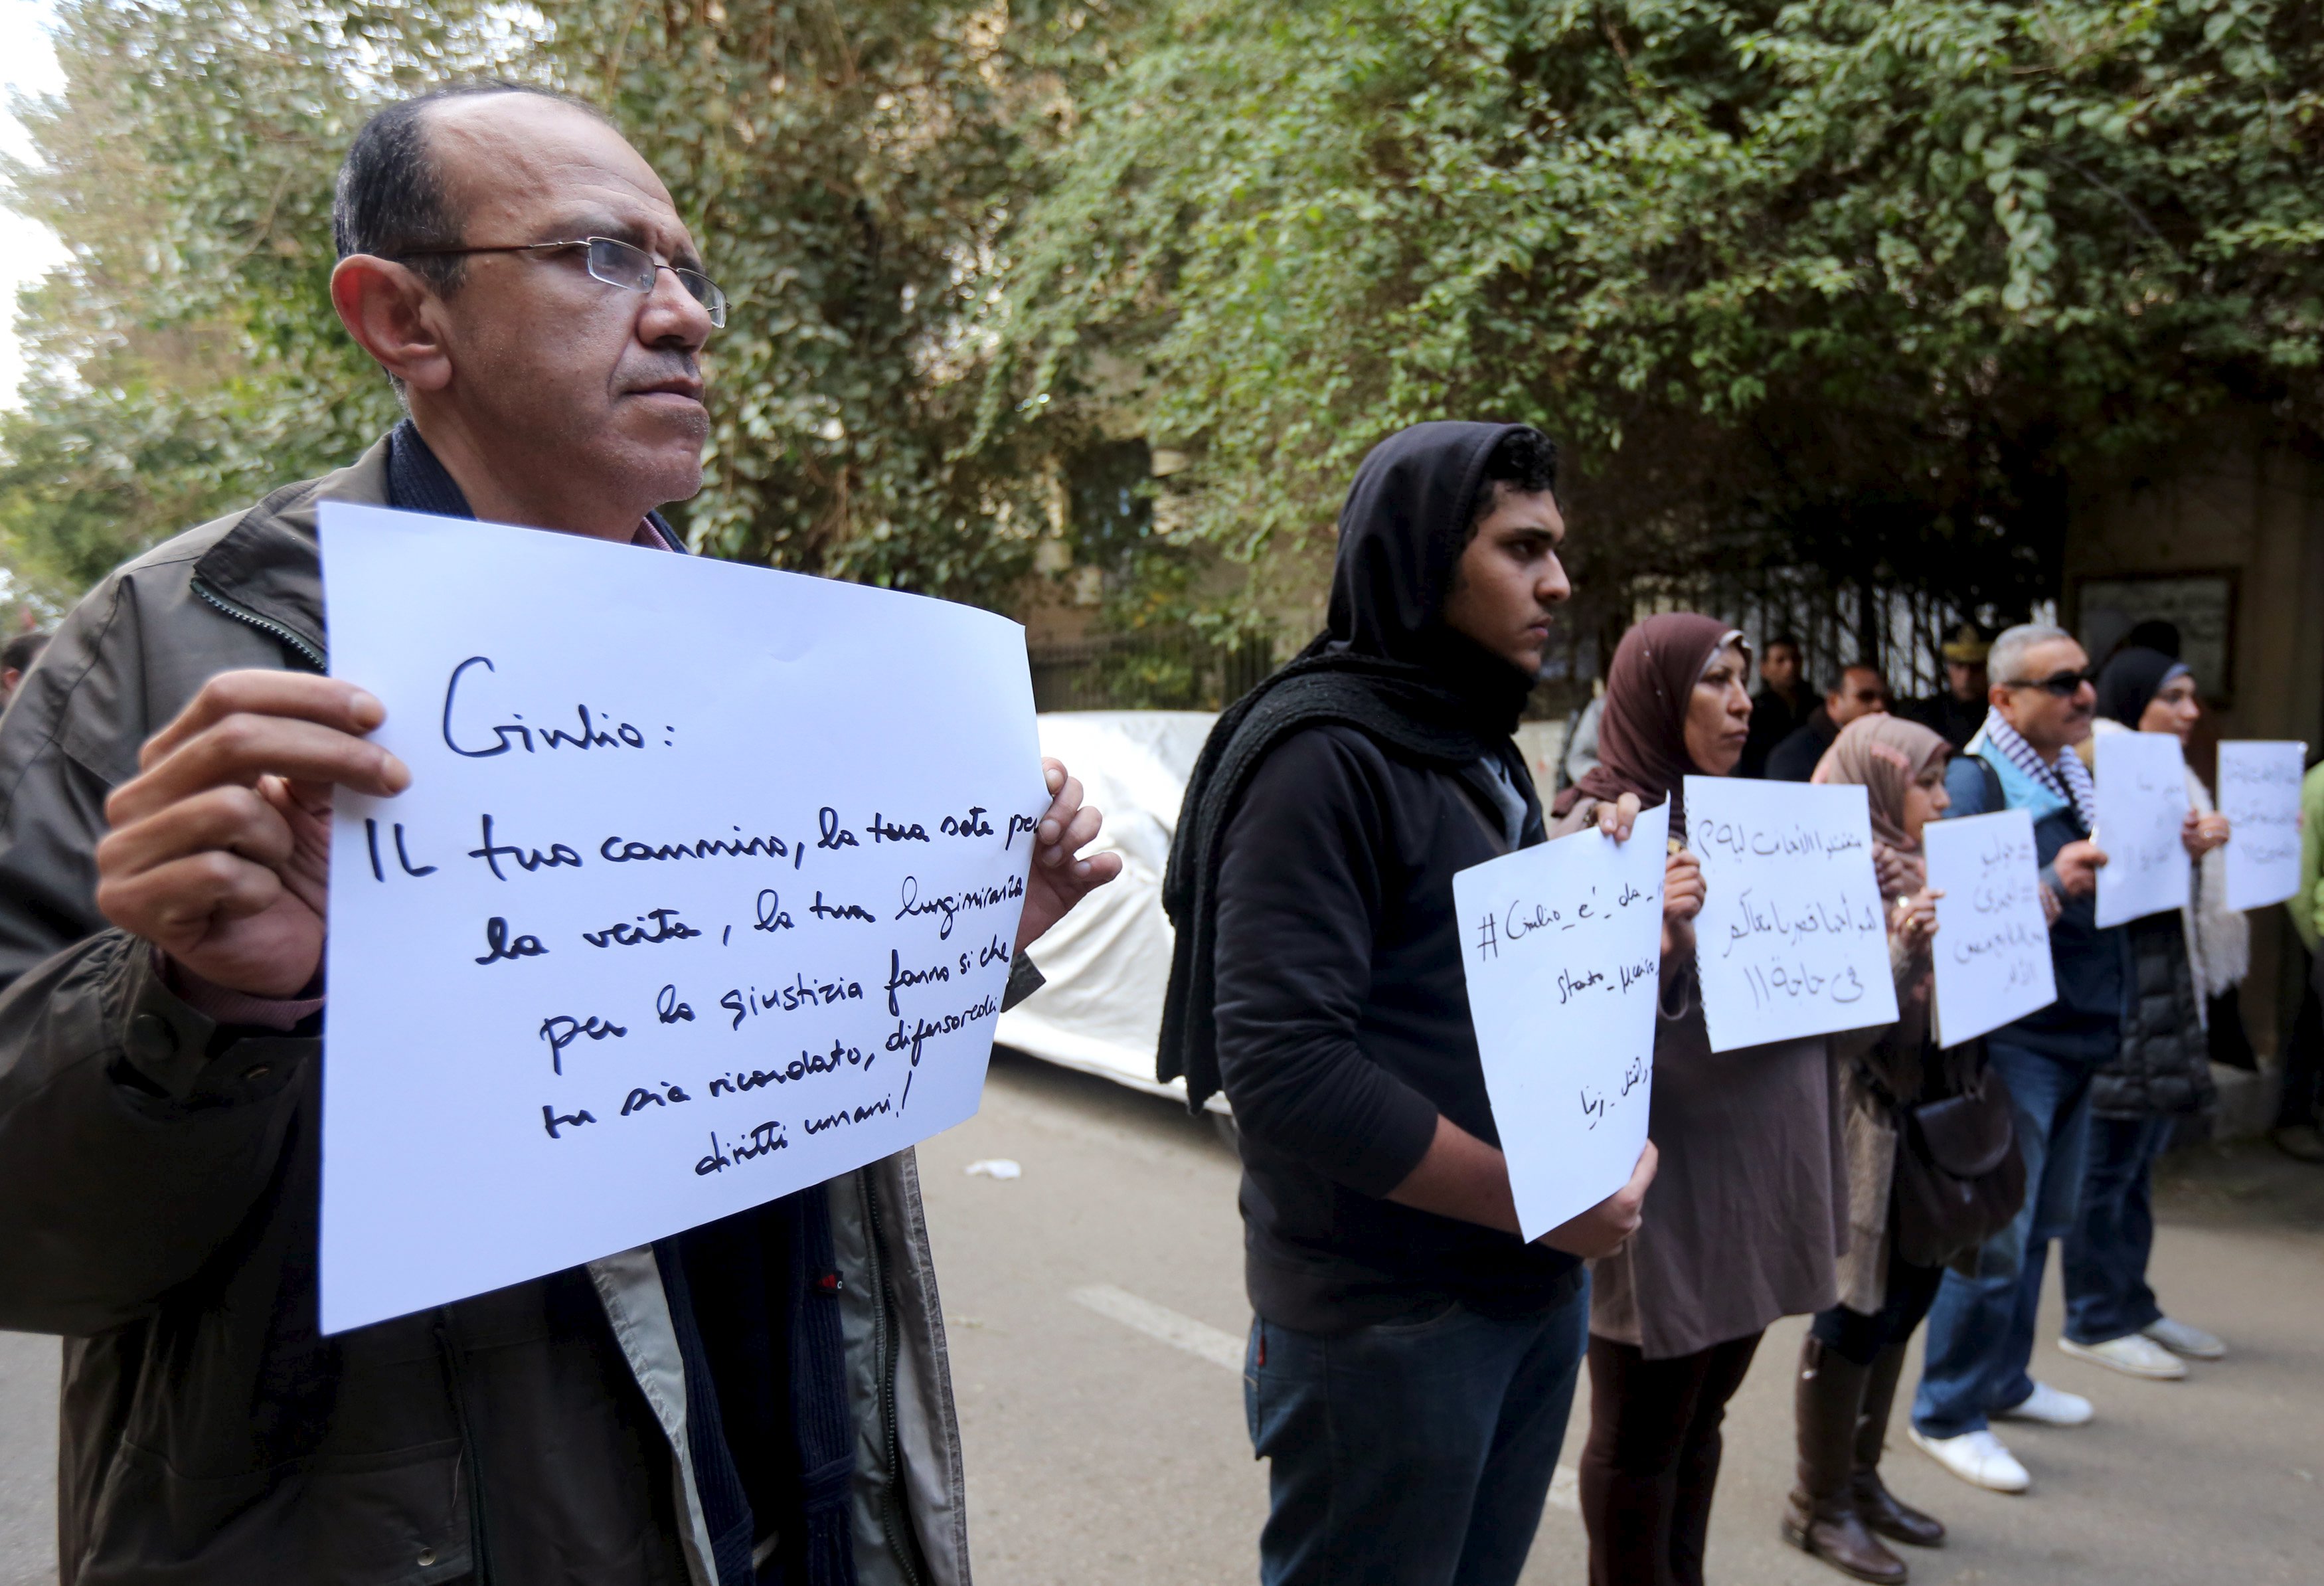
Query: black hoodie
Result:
<box><xmin>1175</xmin><ymin>422</ymin><xmax>1584</xmax><ymax>1332</ymax></box>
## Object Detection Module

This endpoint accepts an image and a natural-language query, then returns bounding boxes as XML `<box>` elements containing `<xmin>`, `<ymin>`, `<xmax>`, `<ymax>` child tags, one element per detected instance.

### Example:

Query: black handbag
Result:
<box><xmin>1888</xmin><ymin>1055</ymin><xmax>2028</xmax><ymax>1269</ymax></box>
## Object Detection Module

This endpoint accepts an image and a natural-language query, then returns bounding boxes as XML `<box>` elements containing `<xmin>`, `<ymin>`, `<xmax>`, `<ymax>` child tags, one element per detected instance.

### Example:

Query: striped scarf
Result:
<box><xmin>1977</xmin><ymin>709</ymin><xmax>2099</xmax><ymax>831</ymax></box>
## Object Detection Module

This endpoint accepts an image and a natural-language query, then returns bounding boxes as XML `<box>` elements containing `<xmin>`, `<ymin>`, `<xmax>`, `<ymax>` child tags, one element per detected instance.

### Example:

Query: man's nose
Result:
<box><xmin>639</xmin><ymin>268</ymin><xmax>715</xmax><ymax>349</ymax></box>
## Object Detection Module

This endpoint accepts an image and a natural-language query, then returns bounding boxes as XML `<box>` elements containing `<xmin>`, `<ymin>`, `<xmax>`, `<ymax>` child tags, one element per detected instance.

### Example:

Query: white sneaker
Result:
<box><xmin>1996</xmin><ymin>1379</ymin><xmax>2096</xmax><ymax>1424</ymax></box>
<box><xmin>2060</xmin><ymin>1334</ymin><xmax>2187</xmax><ymax>1381</ymax></box>
<box><xmin>1909</xmin><ymin>1426</ymin><xmax>2031</xmax><ymax>1493</ymax></box>
<box><xmin>2143</xmin><ymin>1316</ymin><xmax>2227</xmax><ymax>1360</ymax></box>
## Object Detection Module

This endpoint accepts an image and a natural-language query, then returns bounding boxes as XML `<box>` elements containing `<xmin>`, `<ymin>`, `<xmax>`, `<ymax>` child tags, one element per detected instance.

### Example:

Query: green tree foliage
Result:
<box><xmin>0</xmin><ymin>0</ymin><xmax>501</xmax><ymax>608</ymax></box>
<box><xmin>0</xmin><ymin>0</ymin><xmax>1106</xmax><ymax>614</ymax></box>
<box><xmin>989</xmin><ymin>0</ymin><xmax>2324</xmax><ymax>632</ymax></box>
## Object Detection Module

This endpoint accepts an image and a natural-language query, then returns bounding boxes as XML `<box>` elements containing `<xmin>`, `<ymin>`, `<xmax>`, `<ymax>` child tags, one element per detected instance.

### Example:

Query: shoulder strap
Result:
<box><xmin>1961</xmin><ymin>752</ymin><xmax>2004</xmax><ymax>817</ymax></box>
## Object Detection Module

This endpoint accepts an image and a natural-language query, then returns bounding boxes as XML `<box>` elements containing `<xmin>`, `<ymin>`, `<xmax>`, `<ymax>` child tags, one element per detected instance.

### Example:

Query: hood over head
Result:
<box><xmin>1324</xmin><ymin>420</ymin><xmax>1548</xmax><ymax>733</ymax></box>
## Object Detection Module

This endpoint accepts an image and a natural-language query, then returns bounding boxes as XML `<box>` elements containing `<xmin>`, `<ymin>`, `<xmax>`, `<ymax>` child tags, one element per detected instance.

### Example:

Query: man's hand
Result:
<box><xmin>2038</xmin><ymin>881</ymin><xmax>2062</xmax><ymax>926</ymax></box>
<box><xmin>1892</xmin><ymin>887</ymin><xmax>1942</xmax><ymax>954</ymax></box>
<box><xmin>2183</xmin><ymin>810</ymin><xmax>2230</xmax><ymax>859</ymax></box>
<box><xmin>95</xmin><ymin>672</ymin><xmax>409</xmax><ymax>998</ymax></box>
<box><xmin>1013</xmin><ymin>758</ymin><xmax>1124</xmax><ymax>952</ymax></box>
<box><xmin>1536</xmin><ymin>1140</ymin><xmax>1659</xmax><ymax>1259</ymax></box>
<box><xmin>2053</xmin><ymin>839</ymin><xmax>2108</xmax><ymax>899</ymax></box>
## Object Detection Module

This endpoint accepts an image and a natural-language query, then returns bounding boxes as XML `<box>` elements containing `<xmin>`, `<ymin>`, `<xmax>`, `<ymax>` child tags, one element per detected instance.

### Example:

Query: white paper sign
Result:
<box><xmin>2216</xmin><ymin>740</ymin><xmax>2307</xmax><ymax>912</ymax></box>
<box><xmin>2093</xmin><ymin>731</ymin><xmax>2191</xmax><ymax>928</ymax></box>
<box><xmin>1452</xmin><ymin>802</ymin><xmax>1667</xmax><ymax>1241</ymax></box>
<box><xmin>1922</xmin><ymin>808</ymin><xmax>2057</xmax><ymax>1047</ymax></box>
<box><xmin>1683</xmin><ymin>777</ymin><xmax>1900</xmax><ymax>1053</ymax></box>
<box><xmin>318</xmin><ymin>504</ymin><xmax>1045</xmax><ymax>1334</ymax></box>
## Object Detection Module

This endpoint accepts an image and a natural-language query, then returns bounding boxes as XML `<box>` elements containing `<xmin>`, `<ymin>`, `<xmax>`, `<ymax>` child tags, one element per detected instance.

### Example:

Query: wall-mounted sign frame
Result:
<box><xmin>2071</xmin><ymin>570</ymin><xmax>2238</xmax><ymax>707</ymax></box>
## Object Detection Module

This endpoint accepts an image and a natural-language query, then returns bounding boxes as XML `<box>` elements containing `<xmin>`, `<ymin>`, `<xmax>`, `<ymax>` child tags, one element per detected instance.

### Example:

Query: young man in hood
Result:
<box><xmin>1160</xmin><ymin>422</ymin><xmax>1690</xmax><ymax>1586</ymax></box>
<box><xmin>0</xmin><ymin>84</ymin><xmax>1118</xmax><ymax>1585</ymax></box>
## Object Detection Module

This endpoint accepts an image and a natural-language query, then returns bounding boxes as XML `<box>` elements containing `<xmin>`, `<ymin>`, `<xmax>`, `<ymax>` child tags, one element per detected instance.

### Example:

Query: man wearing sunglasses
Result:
<box><xmin>0</xmin><ymin>84</ymin><xmax>1119</xmax><ymax>1585</ymax></box>
<box><xmin>1764</xmin><ymin>661</ymin><xmax>1890</xmax><ymax>782</ymax></box>
<box><xmin>1908</xmin><ymin>624</ymin><xmax>2121</xmax><ymax>1498</ymax></box>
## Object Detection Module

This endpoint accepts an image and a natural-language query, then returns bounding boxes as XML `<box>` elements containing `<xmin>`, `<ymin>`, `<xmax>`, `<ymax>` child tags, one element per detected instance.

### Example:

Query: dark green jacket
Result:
<box><xmin>0</xmin><ymin>440</ymin><xmax>981</xmax><ymax>1586</ymax></box>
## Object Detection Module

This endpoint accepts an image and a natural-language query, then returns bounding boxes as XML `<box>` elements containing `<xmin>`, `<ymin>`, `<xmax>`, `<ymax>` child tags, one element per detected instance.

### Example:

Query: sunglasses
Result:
<box><xmin>2003</xmin><ymin>668</ymin><xmax>2095</xmax><ymax>697</ymax></box>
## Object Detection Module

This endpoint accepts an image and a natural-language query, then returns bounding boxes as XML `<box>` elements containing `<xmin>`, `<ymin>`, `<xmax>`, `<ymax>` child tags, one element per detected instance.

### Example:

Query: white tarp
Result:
<box><xmin>996</xmin><ymin>711</ymin><xmax>1572</xmax><ymax>1112</ymax></box>
<box><xmin>995</xmin><ymin>711</ymin><xmax>1225</xmax><ymax>1110</ymax></box>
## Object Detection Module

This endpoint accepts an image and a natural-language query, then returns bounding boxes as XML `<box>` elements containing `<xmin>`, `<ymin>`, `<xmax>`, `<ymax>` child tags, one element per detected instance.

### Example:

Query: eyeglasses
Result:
<box><xmin>2002</xmin><ymin>668</ymin><xmax>2095</xmax><ymax>697</ymax></box>
<box><xmin>391</xmin><ymin>236</ymin><xmax>727</xmax><ymax>328</ymax></box>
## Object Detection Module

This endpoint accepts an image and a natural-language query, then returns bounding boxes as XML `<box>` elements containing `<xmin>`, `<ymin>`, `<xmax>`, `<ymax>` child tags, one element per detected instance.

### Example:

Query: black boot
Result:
<box><xmin>1784</xmin><ymin>1337</ymin><xmax>1908</xmax><ymax>1583</ymax></box>
<box><xmin>1853</xmin><ymin>1340</ymin><xmax>1946</xmax><ymax>1549</ymax></box>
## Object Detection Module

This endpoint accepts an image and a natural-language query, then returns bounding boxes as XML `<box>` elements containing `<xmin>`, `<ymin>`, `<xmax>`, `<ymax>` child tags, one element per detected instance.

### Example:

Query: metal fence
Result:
<box><xmin>1027</xmin><ymin>630</ymin><xmax>1277</xmax><ymax>713</ymax></box>
<box><xmin>1632</xmin><ymin>569</ymin><xmax>2055</xmax><ymax>701</ymax></box>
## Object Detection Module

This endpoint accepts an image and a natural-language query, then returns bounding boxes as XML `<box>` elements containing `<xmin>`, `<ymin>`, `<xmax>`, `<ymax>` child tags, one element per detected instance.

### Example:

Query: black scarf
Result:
<box><xmin>1157</xmin><ymin>420</ymin><xmax>1547</xmax><ymax>1110</ymax></box>
<box><xmin>386</xmin><ymin>421</ymin><xmax>855</xmax><ymax>1586</ymax></box>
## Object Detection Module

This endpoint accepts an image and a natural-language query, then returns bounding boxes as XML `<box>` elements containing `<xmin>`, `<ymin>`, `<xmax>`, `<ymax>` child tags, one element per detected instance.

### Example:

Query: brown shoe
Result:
<box><xmin>1855</xmin><ymin>1342</ymin><xmax>1946</xmax><ymax>1549</ymax></box>
<box><xmin>1785</xmin><ymin>1337</ymin><xmax>1909</xmax><ymax>1583</ymax></box>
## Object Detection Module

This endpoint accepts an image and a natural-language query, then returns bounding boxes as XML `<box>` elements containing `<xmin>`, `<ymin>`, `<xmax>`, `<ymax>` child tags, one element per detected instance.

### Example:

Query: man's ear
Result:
<box><xmin>330</xmin><ymin>255</ymin><xmax>454</xmax><ymax>391</ymax></box>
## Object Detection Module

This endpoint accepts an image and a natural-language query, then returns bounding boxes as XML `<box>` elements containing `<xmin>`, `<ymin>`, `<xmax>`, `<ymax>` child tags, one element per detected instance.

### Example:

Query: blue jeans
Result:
<box><xmin>1245</xmin><ymin>1279</ymin><xmax>1590</xmax><ymax>1586</ymax></box>
<box><xmin>1912</xmin><ymin>1041</ymin><xmax>2095</xmax><ymax>1439</ymax></box>
<box><xmin>2062</xmin><ymin>1113</ymin><xmax>2174</xmax><ymax>1344</ymax></box>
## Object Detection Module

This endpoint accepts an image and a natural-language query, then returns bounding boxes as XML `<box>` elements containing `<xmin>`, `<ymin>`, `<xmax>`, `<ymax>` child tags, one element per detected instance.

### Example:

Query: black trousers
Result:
<box><xmin>1810</xmin><ymin>1246</ymin><xmax>1946</xmax><ymax>1367</ymax></box>
<box><xmin>1578</xmin><ymin>1330</ymin><xmax>1762</xmax><ymax>1586</ymax></box>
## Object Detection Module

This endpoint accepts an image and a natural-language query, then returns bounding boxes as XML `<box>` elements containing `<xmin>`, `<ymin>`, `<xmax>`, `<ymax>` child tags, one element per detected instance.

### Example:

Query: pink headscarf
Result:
<box><xmin>1811</xmin><ymin>713</ymin><xmax>1951</xmax><ymax>853</ymax></box>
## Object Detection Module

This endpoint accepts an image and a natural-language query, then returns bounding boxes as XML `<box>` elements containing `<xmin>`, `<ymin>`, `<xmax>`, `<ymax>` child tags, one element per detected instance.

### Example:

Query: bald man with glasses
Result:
<box><xmin>0</xmin><ymin>84</ymin><xmax>1117</xmax><ymax>1585</ymax></box>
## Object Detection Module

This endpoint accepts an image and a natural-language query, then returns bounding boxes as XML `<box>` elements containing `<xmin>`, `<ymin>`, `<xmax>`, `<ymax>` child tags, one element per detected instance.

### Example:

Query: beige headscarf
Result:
<box><xmin>1811</xmin><ymin>713</ymin><xmax>1951</xmax><ymax>854</ymax></box>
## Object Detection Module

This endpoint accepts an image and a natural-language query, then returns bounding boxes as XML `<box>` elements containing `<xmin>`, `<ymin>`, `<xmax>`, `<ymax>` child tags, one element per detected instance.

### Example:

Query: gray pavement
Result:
<box><xmin>4</xmin><ymin>1053</ymin><xmax>2319</xmax><ymax>1583</ymax></box>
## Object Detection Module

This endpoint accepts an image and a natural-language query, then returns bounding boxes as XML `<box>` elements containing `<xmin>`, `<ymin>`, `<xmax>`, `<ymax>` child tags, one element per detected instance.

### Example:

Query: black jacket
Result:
<box><xmin>1212</xmin><ymin>724</ymin><xmax>1582</xmax><ymax>1331</ymax></box>
<box><xmin>2093</xmin><ymin>913</ymin><xmax>2214</xmax><ymax>1119</ymax></box>
<box><xmin>1766</xmin><ymin>707</ymin><xmax>1839</xmax><ymax>782</ymax></box>
<box><xmin>1741</xmin><ymin>686</ymin><xmax>1816</xmax><ymax>778</ymax></box>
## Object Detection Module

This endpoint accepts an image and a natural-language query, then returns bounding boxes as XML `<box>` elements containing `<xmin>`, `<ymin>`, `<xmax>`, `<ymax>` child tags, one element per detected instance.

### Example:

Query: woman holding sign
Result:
<box><xmin>1552</xmin><ymin>614</ymin><xmax>1850</xmax><ymax>1586</ymax></box>
<box><xmin>1786</xmin><ymin>715</ymin><xmax>1975</xmax><ymax>1583</ymax></box>
<box><xmin>2056</xmin><ymin>648</ymin><xmax>2232</xmax><ymax>1380</ymax></box>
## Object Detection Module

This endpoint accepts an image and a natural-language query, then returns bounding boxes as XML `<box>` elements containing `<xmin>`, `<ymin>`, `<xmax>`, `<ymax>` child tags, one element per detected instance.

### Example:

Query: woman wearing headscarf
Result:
<box><xmin>1550</xmin><ymin>615</ymin><xmax>1850</xmax><ymax>1586</ymax></box>
<box><xmin>1782</xmin><ymin>715</ymin><xmax>1962</xmax><ymax>1583</ymax></box>
<box><xmin>2058</xmin><ymin>648</ymin><xmax>2232</xmax><ymax>1379</ymax></box>
<box><xmin>1159</xmin><ymin>422</ymin><xmax>1680</xmax><ymax>1586</ymax></box>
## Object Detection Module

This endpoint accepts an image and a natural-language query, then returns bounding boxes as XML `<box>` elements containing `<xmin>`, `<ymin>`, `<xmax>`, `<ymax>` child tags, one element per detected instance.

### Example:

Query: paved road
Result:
<box><xmin>5</xmin><ymin>1053</ymin><xmax>2320</xmax><ymax>1584</ymax></box>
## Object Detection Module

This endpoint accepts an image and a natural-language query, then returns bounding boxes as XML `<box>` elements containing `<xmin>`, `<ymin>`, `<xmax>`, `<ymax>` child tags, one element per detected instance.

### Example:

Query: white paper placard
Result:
<box><xmin>2093</xmin><ymin>731</ymin><xmax>2191</xmax><ymax>928</ymax></box>
<box><xmin>1683</xmin><ymin>776</ymin><xmax>1900</xmax><ymax>1053</ymax></box>
<box><xmin>2216</xmin><ymin>740</ymin><xmax>2307</xmax><ymax>912</ymax></box>
<box><xmin>317</xmin><ymin>503</ymin><xmax>1045</xmax><ymax>1334</ymax></box>
<box><xmin>1922</xmin><ymin>808</ymin><xmax>2057</xmax><ymax>1047</ymax></box>
<box><xmin>1452</xmin><ymin>802</ymin><xmax>1667</xmax><ymax>1241</ymax></box>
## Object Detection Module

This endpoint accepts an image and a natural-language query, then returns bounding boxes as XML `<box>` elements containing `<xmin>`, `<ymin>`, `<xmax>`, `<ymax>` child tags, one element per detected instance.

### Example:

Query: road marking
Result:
<box><xmin>1070</xmin><ymin>1284</ymin><xmax>1582</xmax><ymax>1512</ymax></box>
<box><xmin>1072</xmin><ymin>1284</ymin><xmax>1245</xmax><ymax>1371</ymax></box>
